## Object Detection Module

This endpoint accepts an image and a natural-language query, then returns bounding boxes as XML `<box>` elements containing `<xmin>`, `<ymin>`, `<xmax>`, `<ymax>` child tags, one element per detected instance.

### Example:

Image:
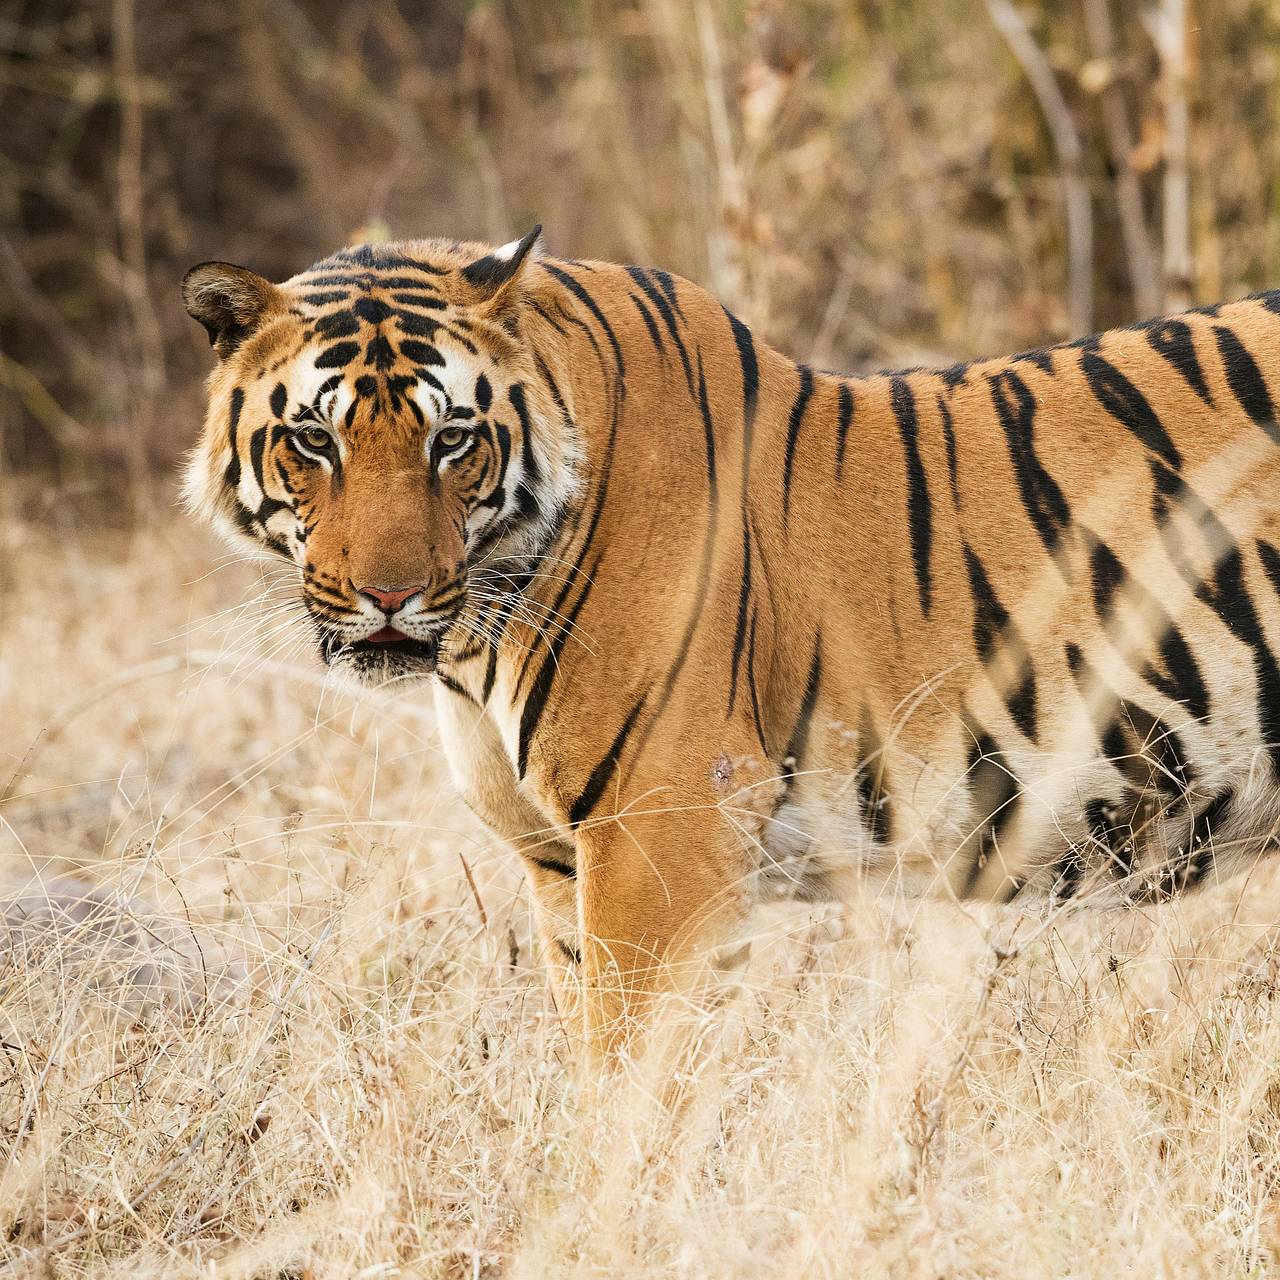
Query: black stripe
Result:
<box><xmin>1152</xmin><ymin>466</ymin><xmax>1280</xmax><ymax>762</ymax></box>
<box><xmin>451</xmin><ymin>637</ymin><xmax>487</xmax><ymax>662</ymax></box>
<box><xmin>988</xmin><ymin>368</ymin><xmax>1071</xmax><ymax>557</ymax></box>
<box><xmin>1084</xmin><ymin>528</ymin><xmax>1209</xmax><ymax>723</ymax></box>
<box><xmin>335</xmin><ymin>246</ymin><xmax>443</xmax><ymax>273</ymax></box>
<box><xmin>1115</xmin><ymin>701</ymin><xmax>1192</xmax><ymax>796</ymax></box>
<box><xmin>890</xmin><ymin>377</ymin><xmax>933</xmax><ymax>617</ymax></box>
<box><xmin>567</xmin><ymin>694</ymin><xmax>648</xmax><ymax>826</ymax></box>
<box><xmin>296</xmin><ymin>274</ymin><xmax>366</xmax><ymax>288</ymax></box>
<box><xmin>628</xmin><ymin>291</ymin><xmax>665</xmax><ymax>356</ymax></box>
<box><xmin>1088</xmin><ymin>535</ymin><xmax>1126</xmax><ymax>617</ymax></box>
<box><xmin>1080</xmin><ymin>349</ymin><xmax>1182</xmax><ymax>469</ymax></box>
<box><xmin>651</xmin><ymin>268</ymin><xmax>685</xmax><ymax>320</ymax></box>
<box><xmin>1050</xmin><ymin>842</ymin><xmax>1086</xmax><ymax>900</ymax></box>
<box><xmin>963</xmin><ymin>543</ymin><xmax>1038</xmax><ymax>741</ymax></box>
<box><xmin>835</xmin><ymin>382</ymin><xmax>854</xmax><ymax>483</ymax></box>
<box><xmin>695</xmin><ymin>350</ymin><xmax>718</xmax><ymax>491</ymax></box>
<box><xmin>782</xmin><ymin>365</ymin><xmax>815</xmax><ymax>525</ymax></box>
<box><xmin>1015</xmin><ymin>349</ymin><xmax>1055</xmax><ymax>376</ymax></box>
<box><xmin>1257</xmin><ymin>539</ymin><xmax>1280</xmax><ymax>599</ymax></box>
<box><xmin>626</xmin><ymin>266</ymin><xmax>692</xmax><ymax>395</ymax></box>
<box><xmin>1146</xmin><ymin>624</ymin><xmax>1211</xmax><ymax>725</ymax></box>
<box><xmin>1085</xmin><ymin>796</ymin><xmax>1133</xmax><ymax>879</ymax></box>
<box><xmin>508</xmin><ymin>383</ymin><xmax>536</xmax><ymax>481</ymax></box>
<box><xmin>1214</xmin><ymin>325</ymin><xmax>1280</xmax><ymax>445</ymax></box>
<box><xmin>436</xmin><ymin>672</ymin><xmax>478</xmax><ymax>705</ymax></box>
<box><xmin>481</xmin><ymin>590</ymin><xmax>522</xmax><ymax>705</ymax></box>
<box><xmin>532</xmin><ymin>352</ymin><xmax>572</xmax><ymax>431</ymax></box>
<box><xmin>746</xmin><ymin>605</ymin><xmax>767</xmax><ymax>750</ymax></box>
<box><xmin>782</xmin><ymin>632</ymin><xmax>823</xmax><ymax>788</ymax></box>
<box><xmin>1147</xmin><ymin>319</ymin><xmax>1213</xmax><ymax>406</ymax></box>
<box><xmin>526</xmin><ymin>296</ymin><xmax>569</xmax><ymax>339</ymax></box>
<box><xmin>541</xmin><ymin>264</ymin><xmax>626</xmax><ymax>379</ymax></box>
<box><xmin>964</xmin><ymin>544</ymin><xmax>1008</xmax><ymax>664</ymax></box>
<box><xmin>529</xmin><ymin>854</ymin><xmax>576</xmax><ymax>878</ymax></box>
<box><xmin>938</xmin><ymin>394</ymin><xmax>958</xmax><ymax>504</ymax></box>
<box><xmin>1068</xmin><ymin>641</ymin><xmax>1194</xmax><ymax>807</ymax></box>
<box><xmin>856</xmin><ymin>708</ymin><xmax>890</xmax><ymax>844</ymax></box>
<box><xmin>224</xmin><ymin>388</ymin><xmax>244</xmax><ymax>489</ymax></box>
<box><xmin>960</xmin><ymin>726</ymin><xmax>1021</xmax><ymax>897</ymax></box>
<box><xmin>353</xmin><ymin>296</ymin><xmax>391</xmax><ymax>324</ymax></box>
<box><xmin>368</xmin><ymin>272</ymin><xmax>447</xmax><ymax>287</ymax></box>
<box><xmin>315</xmin><ymin>341</ymin><xmax>360</xmax><ymax>369</ymax></box>
<box><xmin>517</xmin><ymin>556</ymin><xmax>600</xmax><ymax>778</ymax></box>
<box><xmin>396</xmin><ymin>311</ymin><xmax>442</xmax><ymax>339</ymax></box>
<box><xmin>1198</xmin><ymin>546</ymin><xmax>1280</xmax><ymax>766</ymax></box>
<box><xmin>727</xmin><ymin>523</ymin><xmax>752</xmax><ymax>716</ymax></box>
<box><xmin>391</xmin><ymin>292</ymin><xmax>447</xmax><ymax>310</ymax></box>
<box><xmin>725</xmin><ymin>307</ymin><xmax>759</xmax><ymax>451</ymax></box>
<box><xmin>249</xmin><ymin>426</ymin><xmax>269</xmax><ymax>496</ymax></box>
<box><xmin>727</xmin><ymin>307</ymin><xmax>760</xmax><ymax>723</ymax></box>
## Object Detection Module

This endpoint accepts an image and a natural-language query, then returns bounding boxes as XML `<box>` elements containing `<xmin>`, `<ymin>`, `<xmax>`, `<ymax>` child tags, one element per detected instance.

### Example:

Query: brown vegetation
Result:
<box><xmin>5</xmin><ymin>0</ymin><xmax>1280</xmax><ymax>494</ymax></box>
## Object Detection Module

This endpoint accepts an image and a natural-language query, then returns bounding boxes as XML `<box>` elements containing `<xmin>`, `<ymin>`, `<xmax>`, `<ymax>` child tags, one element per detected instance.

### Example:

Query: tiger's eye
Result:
<box><xmin>296</xmin><ymin>425</ymin><xmax>332</xmax><ymax>452</ymax></box>
<box><xmin>436</xmin><ymin>425</ymin><xmax>469</xmax><ymax>451</ymax></box>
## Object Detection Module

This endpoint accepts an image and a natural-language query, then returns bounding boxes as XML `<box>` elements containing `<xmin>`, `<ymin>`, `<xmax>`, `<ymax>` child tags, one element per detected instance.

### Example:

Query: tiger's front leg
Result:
<box><xmin>569</xmin><ymin>746</ymin><xmax>769</xmax><ymax>1066</ymax></box>
<box><xmin>435</xmin><ymin>685</ymin><xmax>586</xmax><ymax>1023</ymax></box>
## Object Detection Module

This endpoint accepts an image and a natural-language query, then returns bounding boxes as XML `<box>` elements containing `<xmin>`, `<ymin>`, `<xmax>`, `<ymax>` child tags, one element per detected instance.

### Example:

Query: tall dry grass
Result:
<box><xmin>4</xmin><ymin>511</ymin><xmax>1280</xmax><ymax>1276</ymax></box>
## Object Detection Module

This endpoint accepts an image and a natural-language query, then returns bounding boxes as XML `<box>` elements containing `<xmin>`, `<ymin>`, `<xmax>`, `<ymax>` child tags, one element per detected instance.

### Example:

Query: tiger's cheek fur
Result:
<box><xmin>184</xmin><ymin>370</ymin><xmax>306</xmax><ymax>564</ymax></box>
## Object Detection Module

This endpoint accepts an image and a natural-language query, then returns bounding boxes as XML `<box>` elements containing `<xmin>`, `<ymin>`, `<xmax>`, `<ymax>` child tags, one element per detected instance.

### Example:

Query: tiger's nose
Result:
<box><xmin>356</xmin><ymin>584</ymin><xmax>423</xmax><ymax>613</ymax></box>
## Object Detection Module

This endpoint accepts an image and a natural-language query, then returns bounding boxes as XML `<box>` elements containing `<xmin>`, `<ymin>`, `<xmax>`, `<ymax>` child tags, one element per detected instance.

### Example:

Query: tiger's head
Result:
<box><xmin>181</xmin><ymin>228</ymin><xmax>579</xmax><ymax>686</ymax></box>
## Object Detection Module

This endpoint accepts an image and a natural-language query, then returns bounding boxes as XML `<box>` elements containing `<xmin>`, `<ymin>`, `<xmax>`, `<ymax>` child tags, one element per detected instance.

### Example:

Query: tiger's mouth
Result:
<box><xmin>351</xmin><ymin>631</ymin><xmax>439</xmax><ymax>667</ymax></box>
<box><xmin>320</xmin><ymin>625</ymin><xmax>441</xmax><ymax>684</ymax></box>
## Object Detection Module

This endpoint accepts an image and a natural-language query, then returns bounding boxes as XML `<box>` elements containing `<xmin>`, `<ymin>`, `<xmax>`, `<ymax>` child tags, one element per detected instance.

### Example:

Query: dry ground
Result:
<box><xmin>4</xmin><ymin>509</ymin><xmax>1280</xmax><ymax>1277</ymax></box>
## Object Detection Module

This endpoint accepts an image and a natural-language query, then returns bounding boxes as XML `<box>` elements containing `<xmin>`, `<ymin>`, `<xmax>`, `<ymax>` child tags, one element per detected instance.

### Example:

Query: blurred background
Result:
<box><xmin>5</xmin><ymin>11</ymin><xmax>1280</xmax><ymax>1265</ymax></box>
<box><xmin>3</xmin><ymin>0</ymin><xmax>1279</xmax><ymax>515</ymax></box>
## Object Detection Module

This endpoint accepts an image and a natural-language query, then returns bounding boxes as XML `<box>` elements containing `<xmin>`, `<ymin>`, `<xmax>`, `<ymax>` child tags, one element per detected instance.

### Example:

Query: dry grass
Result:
<box><xmin>5</xmin><ymin>508</ymin><xmax>1280</xmax><ymax>1277</ymax></box>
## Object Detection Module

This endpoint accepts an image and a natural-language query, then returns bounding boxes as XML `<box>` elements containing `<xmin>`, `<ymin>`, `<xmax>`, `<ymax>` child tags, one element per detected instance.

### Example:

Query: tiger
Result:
<box><xmin>183</xmin><ymin>226</ymin><xmax>1280</xmax><ymax>1060</ymax></box>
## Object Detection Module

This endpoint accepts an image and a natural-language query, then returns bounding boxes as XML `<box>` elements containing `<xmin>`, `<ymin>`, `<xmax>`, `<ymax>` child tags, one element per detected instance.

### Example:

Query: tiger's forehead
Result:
<box><xmin>246</xmin><ymin>266</ymin><xmax>512</xmax><ymax>436</ymax></box>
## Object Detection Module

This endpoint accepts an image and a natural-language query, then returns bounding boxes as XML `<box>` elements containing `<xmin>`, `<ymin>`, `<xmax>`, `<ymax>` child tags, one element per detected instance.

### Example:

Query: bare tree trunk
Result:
<box><xmin>1149</xmin><ymin>0</ymin><xmax>1192</xmax><ymax>308</ymax></box>
<box><xmin>986</xmin><ymin>0</ymin><xmax>1094</xmax><ymax>335</ymax></box>
<box><xmin>1081</xmin><ymin>0</ymin><xmax>1162</xmax><ymax>317</ymax></box>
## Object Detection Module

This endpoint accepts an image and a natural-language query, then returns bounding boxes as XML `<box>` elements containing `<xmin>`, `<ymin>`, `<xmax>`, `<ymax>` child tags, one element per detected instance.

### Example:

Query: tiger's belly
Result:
<box><xmin>758</xmin><ymin>659</ymin><xmax>1280</xmax><ymax>905</ymax></box>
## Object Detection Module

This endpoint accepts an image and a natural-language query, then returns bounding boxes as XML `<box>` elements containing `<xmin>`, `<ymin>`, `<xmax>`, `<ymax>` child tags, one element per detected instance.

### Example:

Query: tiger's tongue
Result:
<box><xmin>366</xmin><ymin>626</ymin><xmax>405</xmax><ymax>644</ymax></box>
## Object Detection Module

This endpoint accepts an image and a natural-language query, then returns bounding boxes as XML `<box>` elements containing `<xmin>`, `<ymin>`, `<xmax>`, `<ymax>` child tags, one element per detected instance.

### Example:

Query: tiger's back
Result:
<box><xmin>745</xmin><ymin>293</ymin><xmax>1280</xmax><ymax>903</ymax></box>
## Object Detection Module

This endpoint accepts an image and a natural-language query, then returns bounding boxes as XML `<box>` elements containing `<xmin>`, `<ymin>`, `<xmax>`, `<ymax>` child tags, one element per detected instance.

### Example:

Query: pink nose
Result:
<box><xmin>357</xmin><ymin>584</ymin><xmax>422</xmax><ymax>612</ymax></box>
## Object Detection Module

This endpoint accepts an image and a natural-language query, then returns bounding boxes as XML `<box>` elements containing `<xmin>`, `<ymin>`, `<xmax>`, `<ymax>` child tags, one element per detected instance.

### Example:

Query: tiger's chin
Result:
<box><xmin>322</xmin><ymin>633</ymin><xmax>441</xmax><ymax>688</ymax></box>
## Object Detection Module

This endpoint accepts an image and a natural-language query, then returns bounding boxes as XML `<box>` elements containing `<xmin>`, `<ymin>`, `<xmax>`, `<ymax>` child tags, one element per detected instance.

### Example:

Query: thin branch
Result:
<box><xmin>986</xmin><ymin>0</ymin><xmax>1094</xmax><ymax>334</ymax></box>
<box><xmin>1148</xmin><ymin>0</ymin><xmax>1192</xmax><ymax>308</ymax></box>
<box><xmin>1082</xmin><ymin>0</ymin><xmax>1162</xmax><ymax>316</ymax></box>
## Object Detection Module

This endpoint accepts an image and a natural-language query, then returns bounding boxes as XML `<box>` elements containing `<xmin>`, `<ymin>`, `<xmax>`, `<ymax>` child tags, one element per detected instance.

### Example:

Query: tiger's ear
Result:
<box><xmin>459</xmin><ymin>224</ymin><xmax>543</xmax><ymax>319</ymax></box>
<box><xmin>182</xmin><ymin>261</ymin><xmax>283</xmax><ymax>359</ymax></box>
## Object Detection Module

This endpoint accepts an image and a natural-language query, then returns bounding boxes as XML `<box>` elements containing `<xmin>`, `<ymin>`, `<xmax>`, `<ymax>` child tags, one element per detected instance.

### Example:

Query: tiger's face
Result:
<box><xmin>182</xmin><ymin>229</ymin><xmax>576</xmax><ymax>685</ymax></box>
